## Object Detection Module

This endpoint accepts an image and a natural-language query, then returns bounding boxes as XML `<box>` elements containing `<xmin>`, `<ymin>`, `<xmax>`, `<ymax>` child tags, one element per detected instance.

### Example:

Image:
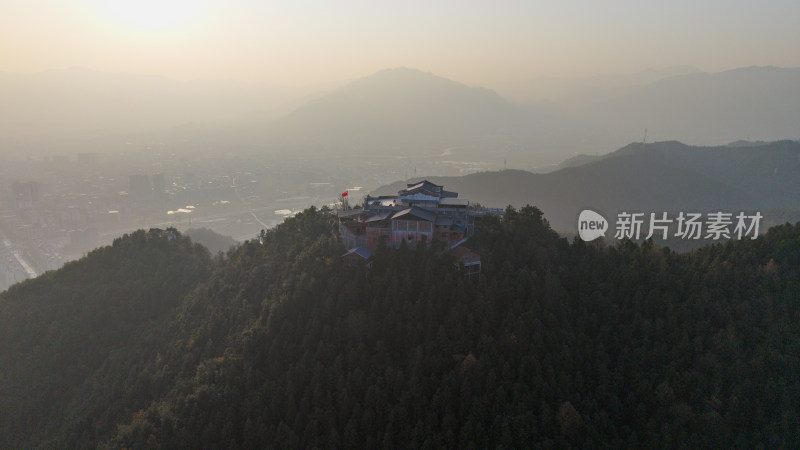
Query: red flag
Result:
<box><xmin>342</xmin><ymin>191</ymin><xmax>348</xmax><ymax>197</ymax></box>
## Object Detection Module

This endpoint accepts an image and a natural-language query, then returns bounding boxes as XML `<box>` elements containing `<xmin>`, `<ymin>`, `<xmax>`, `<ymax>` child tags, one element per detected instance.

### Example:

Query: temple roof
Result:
<box><xmin>391</xmin><ymin>206</ymin><xmax>436</xmax><ymax>222</ymax></box>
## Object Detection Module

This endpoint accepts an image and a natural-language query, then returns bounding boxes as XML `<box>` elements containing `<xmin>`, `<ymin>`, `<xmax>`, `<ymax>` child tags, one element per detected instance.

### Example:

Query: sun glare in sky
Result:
<box><xmin>93</xmin><ymin>0</ymin><xmax>208</xmax><ymax>31</ymax></box>
<box><xmin>0</xmin><ymin>0</ymin><xmax>798</xmax><ymax>87</ymax></box>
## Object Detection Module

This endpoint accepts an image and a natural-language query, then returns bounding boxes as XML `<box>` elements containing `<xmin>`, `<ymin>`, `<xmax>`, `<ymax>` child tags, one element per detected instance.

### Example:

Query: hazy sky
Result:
<box><xmin>1</xmin><ymin>0</ymin><xmax>799</xmax><ymax>87</ymax></box>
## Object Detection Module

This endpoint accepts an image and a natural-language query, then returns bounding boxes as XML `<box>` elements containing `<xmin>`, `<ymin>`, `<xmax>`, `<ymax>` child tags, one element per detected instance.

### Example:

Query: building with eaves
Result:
<box><xmin>338</xmin><ymin>181</ymin><xmax>502</xmax><ymax>267</ymax></box>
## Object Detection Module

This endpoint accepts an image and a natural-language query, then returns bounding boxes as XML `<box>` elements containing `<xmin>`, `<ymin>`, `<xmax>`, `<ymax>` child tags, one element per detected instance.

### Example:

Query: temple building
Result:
<box><xmin>338</xmin><ymin>180</ymin><xmax>502</xmax><ymax>272</ymax></box>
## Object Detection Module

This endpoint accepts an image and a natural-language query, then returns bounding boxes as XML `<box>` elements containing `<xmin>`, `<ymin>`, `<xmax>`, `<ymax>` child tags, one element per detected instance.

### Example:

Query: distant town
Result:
<box><xmin>0</xmin><ymin>147</ymin><xmax>499</xmax><ymax>291</ymax></box>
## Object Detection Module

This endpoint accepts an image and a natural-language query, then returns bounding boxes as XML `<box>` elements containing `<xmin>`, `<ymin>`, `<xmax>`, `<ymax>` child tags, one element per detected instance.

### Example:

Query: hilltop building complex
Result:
<box><xmin>338</xmin><ymin>181</ymin><xmax>502</xmax><ymax>274</ymax></box>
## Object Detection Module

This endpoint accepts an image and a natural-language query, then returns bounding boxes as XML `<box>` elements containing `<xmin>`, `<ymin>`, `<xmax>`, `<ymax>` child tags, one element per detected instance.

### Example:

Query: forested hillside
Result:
<box><xmin>1</xmin><ymin>207</ymin><xmax>798</xmax><ymax>447</ymax></box>
<box><xmin>0</xmin><ymin>230</ymin><xmax>213</xmax><ymax>448</ymax></box>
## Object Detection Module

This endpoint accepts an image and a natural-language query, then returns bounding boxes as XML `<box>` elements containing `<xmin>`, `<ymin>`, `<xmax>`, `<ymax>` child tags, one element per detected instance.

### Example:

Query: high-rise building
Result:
<box><xmin>11</xmin><ymin>181</ymin><xmax>42</xmax><ymax>209</ymax></box>
<box><xmin>152</xmin><ymin>173</ymin><xmax>166</xmax><ymax>198</ymax></box>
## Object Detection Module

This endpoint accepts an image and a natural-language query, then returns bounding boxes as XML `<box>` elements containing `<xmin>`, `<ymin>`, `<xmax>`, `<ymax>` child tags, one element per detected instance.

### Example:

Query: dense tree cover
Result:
<box><xmin>0</xmin><ymin>229</ymin><xmax>213</xmax><ymax>448</ymax></box>
<box><xmin>1</xmin><ymin>206</ymin><xmax>798</xmax><ymax>448</ymax></box>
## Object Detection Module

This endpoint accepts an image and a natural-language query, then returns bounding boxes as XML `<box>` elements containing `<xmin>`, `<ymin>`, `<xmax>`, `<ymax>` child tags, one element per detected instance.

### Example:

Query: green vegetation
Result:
<box><xmin>1</xmin><ymin>206</ymin><xmax>798</xmax><ymax>447</ymax></box>
<box><xmin>0</xmin><ymin>229</ymin><xmax>213</xmax><ymax>448</ymax></box>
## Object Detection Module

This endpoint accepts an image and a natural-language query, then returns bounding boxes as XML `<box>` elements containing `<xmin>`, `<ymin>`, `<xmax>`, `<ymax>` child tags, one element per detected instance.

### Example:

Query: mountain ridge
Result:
<box><xmin>372</xmin><ymin>140</ymin><xmax>800</xmax><ymax>232</ymax></box>
<box><xmin>4</xmin><ymin>65</ymin><xmax>799</xmax><ymax>158</ymax></box>
<box><xmin>563</xmin><ymin>66</ymin><xmax>800</xmax><ymax>145</ymax></box>
<box><xmin>266</xmin><ymin>67</ymin><xmax>546</xmax><ymax>149</ymax></box>
<box><xmin>2</xmin><ymin>207</ymin><xmax>799</xmax><ymax>447</ymax></box>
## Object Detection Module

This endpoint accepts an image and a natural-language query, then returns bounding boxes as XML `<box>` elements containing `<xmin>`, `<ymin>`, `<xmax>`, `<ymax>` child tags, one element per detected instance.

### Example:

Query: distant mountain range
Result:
<box><xmin>264</xmin><ymin>68</ymin><xmax>561</xmax><ymax>150</ymax></box>
<box><xmin>254</xmin><ymin>65</ymin><xmax>800</xmax><ymax>159</ymax></box>
<box><xmin>373</xmin><ymin>140</ymin><xmax>800</xmax><ymax>232</ymax></box>
<box><xmin>0</xmin><ymin>67</ymin><xmax>305</xmax><ymax>140</ymax></box>
<box><xmin>500</xmin><ymin>65</ymin><xmax>702</xmax><ymax>100</ymax></box>
<box><xmin>562</xmin><ymin>66</ymin><xmax>800</xmax><ymax>145</ymax></box>
<box><xmin>2</xmin><ymin>66</ymin><xmax>799</xmax><ymax>160</ymax></box>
